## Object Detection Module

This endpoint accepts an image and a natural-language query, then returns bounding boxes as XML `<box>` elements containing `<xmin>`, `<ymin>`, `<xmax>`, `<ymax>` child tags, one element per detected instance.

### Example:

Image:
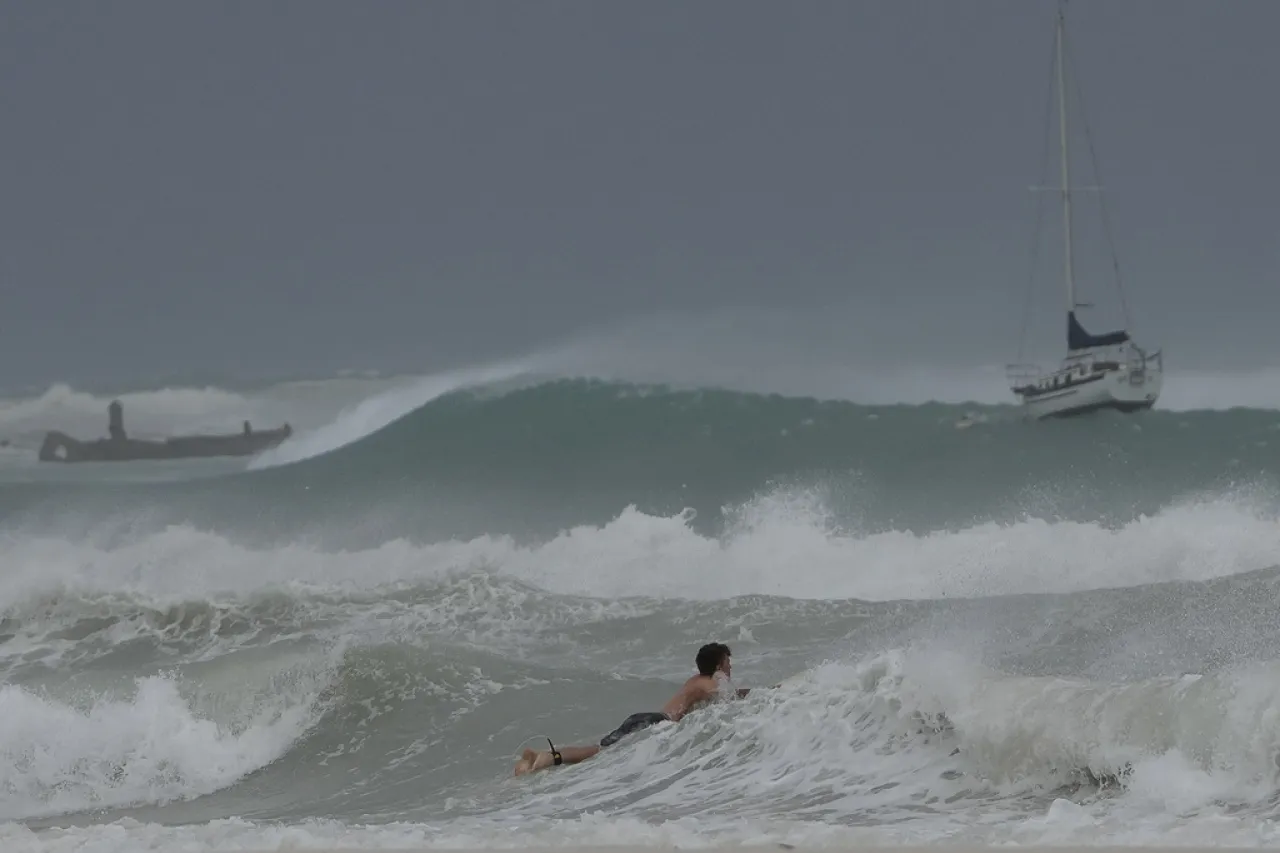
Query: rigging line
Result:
<box><xmin>1061</xmin><ymin>15</ymin><xmax>1133</xmax><ymax>331</ymax></box>
<box><xmin>1017</xmin><ymin>20</ymin><xmax>1061</xmax><ymax>364</ymax></box>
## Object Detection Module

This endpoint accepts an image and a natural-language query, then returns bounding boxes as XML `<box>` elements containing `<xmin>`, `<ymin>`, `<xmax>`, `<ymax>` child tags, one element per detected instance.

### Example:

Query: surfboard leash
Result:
<box><xmin>514</xmin><ymin>734</ymin><xmax>563</xmax><ymax>765</ymax></box>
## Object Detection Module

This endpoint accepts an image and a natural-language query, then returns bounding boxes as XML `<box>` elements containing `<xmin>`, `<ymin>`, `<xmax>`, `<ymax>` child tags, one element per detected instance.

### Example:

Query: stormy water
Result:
<box><xmin>3</xmin><ymin>366</ymin><xmax>1280</xmax><ymax>850</ymax></box>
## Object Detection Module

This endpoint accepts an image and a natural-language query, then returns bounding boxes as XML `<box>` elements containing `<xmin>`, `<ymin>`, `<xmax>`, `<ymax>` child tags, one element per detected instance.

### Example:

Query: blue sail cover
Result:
<box><xmin>1067</xmin><ymin>310</ymin><xmax>1129</xmax><ymax>351</ymax></box>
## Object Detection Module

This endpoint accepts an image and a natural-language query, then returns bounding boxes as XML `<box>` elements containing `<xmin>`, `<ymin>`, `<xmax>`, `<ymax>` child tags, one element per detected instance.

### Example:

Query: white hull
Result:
<box><xmin>1009</xmin><ymin>348</ymin><xmax>1163</xmax><ymax>420</ymax></box>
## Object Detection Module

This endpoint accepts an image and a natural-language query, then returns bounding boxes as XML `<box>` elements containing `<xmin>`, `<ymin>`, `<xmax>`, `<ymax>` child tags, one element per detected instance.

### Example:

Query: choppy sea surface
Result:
<box><xmin>4</xmin><ymin>364</ymin><xmax>1280</xmax><ymax>851</ymax></box>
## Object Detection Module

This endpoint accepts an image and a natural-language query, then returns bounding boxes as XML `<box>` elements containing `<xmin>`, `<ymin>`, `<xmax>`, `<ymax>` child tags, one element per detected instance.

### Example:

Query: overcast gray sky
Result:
<box><xmin>1</xmin><ymin>0</ymin><xmax>1276</xmax><ymax>391</ymax></box>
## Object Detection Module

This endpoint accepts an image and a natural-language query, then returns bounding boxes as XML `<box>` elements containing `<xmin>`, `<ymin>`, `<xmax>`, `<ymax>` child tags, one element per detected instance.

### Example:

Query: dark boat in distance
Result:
<box><xmin>39</xmin><ymin>400</ymin><xmax>293</xmax><ymax>463</ymax></box>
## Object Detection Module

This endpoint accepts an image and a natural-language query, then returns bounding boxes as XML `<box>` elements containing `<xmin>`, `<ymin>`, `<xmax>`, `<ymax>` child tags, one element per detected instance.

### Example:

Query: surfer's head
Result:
<box><xmin>695</xmin><ymin>642</ymin><xmax>731</xmax><ymax>677</ymax></box>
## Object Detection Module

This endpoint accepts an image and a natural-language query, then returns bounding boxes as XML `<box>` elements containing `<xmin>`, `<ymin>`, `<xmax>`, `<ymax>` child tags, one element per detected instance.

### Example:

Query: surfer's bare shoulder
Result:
<box><xmin>661</xmin><ymin>674</ymin><xmax>721</xmax><ymax>721</ymax></box>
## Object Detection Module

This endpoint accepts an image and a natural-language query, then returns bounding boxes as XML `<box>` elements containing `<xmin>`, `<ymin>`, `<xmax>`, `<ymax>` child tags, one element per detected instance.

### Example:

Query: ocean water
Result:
<box><xmin>4</xmin><ymin>365</ymin><xmax>1280</xmax><ymax>851</ymax></box>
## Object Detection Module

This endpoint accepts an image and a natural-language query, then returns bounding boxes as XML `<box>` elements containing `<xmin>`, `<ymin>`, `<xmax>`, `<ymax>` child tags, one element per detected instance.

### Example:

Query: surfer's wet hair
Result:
<box><xmin>695</xmin><ymin>643</ymin><xmax>731</xmax><ymax>676</ymax></box>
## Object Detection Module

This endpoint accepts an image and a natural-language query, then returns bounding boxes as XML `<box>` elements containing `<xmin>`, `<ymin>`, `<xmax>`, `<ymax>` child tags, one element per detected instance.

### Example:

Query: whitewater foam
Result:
<box><xmin>0</xmin><ymin>671</ymin><xmax>322</xmax><ymax>821</ymax></box>
<box><xmin>5</xmin><ymin>521</ymin><xmax>1280</xmax><ymax>848</ymax></box>
<box><xmin>8</xmin><ymin>490</ymin><xmax>1271</xmax><ymax>627</ymax></box>
<box><xmin>1</xmin><ymin>491</ymin><xmax>1277</xmax><ymax>611</ymax></box>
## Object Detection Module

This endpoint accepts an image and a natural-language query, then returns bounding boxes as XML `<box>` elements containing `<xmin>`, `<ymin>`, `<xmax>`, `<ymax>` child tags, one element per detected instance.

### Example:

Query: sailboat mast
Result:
<box><xmin>1055</xmin><ymin>2</ymin><xmax>1076</xmax><ymax>314</ymax></box>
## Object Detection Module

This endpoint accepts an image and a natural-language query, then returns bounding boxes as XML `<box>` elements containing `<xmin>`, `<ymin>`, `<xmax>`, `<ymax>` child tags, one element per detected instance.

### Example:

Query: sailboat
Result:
<box><xmin>1005</xmin><ymin>1</ymin><xmax>1162</xmax><ymax>419</ymax></box>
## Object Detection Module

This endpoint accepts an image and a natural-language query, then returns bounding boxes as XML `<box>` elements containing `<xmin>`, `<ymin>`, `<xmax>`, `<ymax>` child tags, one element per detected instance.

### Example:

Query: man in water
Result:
<box><xmin>513</xmin><ymin>642</ymin><xmax>765</xmax><ymax>776</ymax></box>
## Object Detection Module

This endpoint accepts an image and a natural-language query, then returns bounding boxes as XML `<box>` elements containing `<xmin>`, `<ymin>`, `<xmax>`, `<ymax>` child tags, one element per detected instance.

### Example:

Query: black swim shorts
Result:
<box><xmin>599</xmin><ymin>711</ymin><xmax>670</xmax><ymax>747</ymax></box>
